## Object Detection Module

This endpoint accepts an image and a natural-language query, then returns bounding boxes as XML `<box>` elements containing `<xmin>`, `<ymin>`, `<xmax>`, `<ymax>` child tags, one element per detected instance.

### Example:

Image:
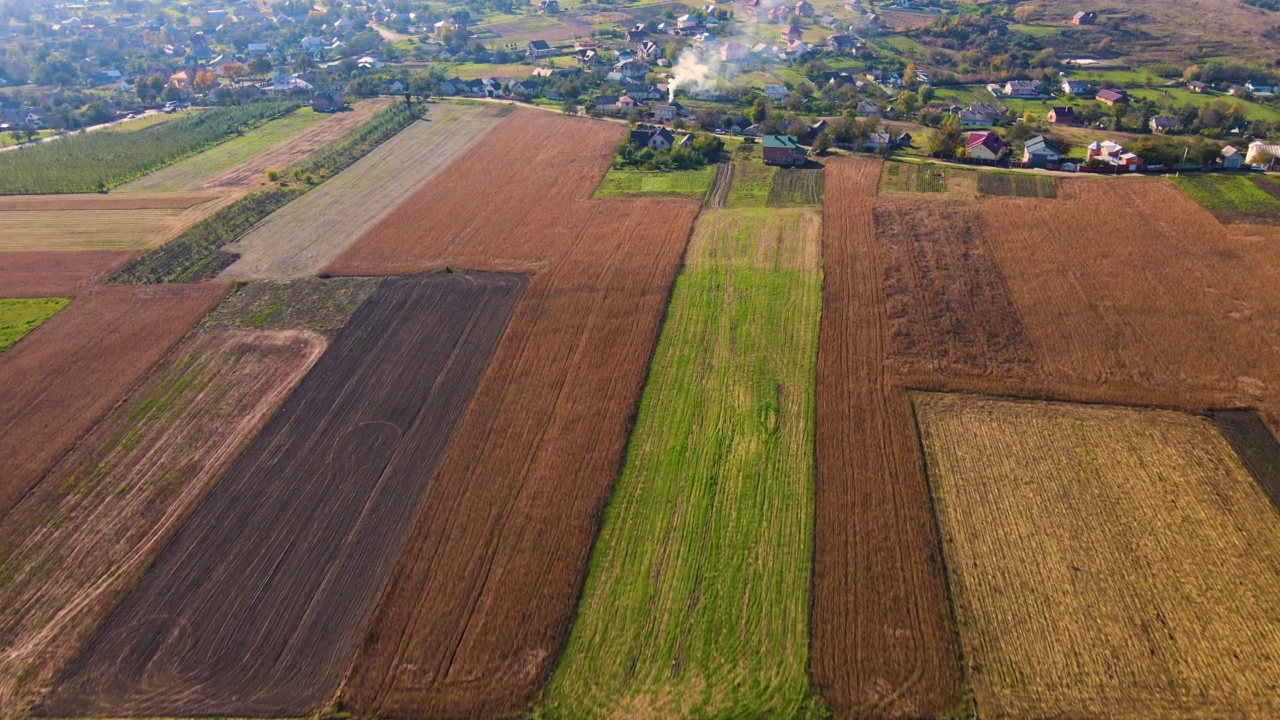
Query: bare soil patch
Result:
<box><xmin>42</xmin><ymin>272</ymin><xmax>525</xmax><ymax>718</ymax></box>
<box><xmin>0</xmin><ymin>328</ymin><xmax>324</xmax><ymax>715</ymax></box>
<box><xmin>0</xmin><ymin>284</ymin><xmax>227</xmax><ymax>519</ymax></box>
<box><xmin>0</xmin><ymin>251</ymin><xmax>134</xmax><ymax>296</ymax></box>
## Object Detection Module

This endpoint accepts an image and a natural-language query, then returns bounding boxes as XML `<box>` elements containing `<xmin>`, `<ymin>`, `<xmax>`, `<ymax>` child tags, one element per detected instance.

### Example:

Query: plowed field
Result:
<box><xmin>330</xmin><ymin>110</ymin><xmax>703</xmax><ymax>719</ymax></box>
<box><xmin>0</xmin><ymin>284</ymin><xmax>227</xmax><ymax>519</ymax></box>
<box><xmin>0</xmin><ymin>251</ymin><xmax>134</xmax><ymax>296</ymax></box>
<box><xmin>914</xmin><ymin>393</ymin><xmax>1280</xmax><ymax>719</ymax></box>
<box><xmin>0</xmin><ymin>328</ymin><xmax>324</xmax><ymax>715</ymax></box>
<box><xmin>43</xmin><ymin>272</ymin><xmax>526</xmax><ymax>718</ymax></box>
<box><xmin>220</xmin><ymin>105</ymin><xmax>503</xmax><ymax>280</ymax></box>
<box><xmin>542</xmin><ymin>207</ymin><xmax>824</xmax><ymax>719</ymax></box>
<box><xmin>814</xmin><ymin>157</ymin><xmax>963</xmax><ymax>719</ymax></box>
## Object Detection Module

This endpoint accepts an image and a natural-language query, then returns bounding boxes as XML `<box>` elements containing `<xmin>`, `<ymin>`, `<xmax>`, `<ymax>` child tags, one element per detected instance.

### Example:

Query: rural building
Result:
<box><xmin>762</xmin><ymin>134</ymin><xmax>807</xmax><ymax>165</ymax></box>
<box><xmin>796</xmin><ymin>0</ymin><xmax>816</xmax><ymax>16</ymax></box>
<box><xmin>1246</xmin><ymin>140</ymin><xmax>1280</xmax><ymax>166</ymax></box>
<box><xmin>614</xmin><ymin>60</ymin><xmax>651</xmax><ymax>79</ymax></box>
<box><xmin>654</xmin><ymin>103</ymin><xmax>686</xmax><ymax>121</ymax></box>
<box><xmin>1247</xmin><ymin>81</ymin><xmax>1275</xmax><ymax>96</ymax></box>
<box><xmin>1022</xmin><ymin>135</ymin><xmax>1061</xmax><ymax>167</ymax></box>
<box><xmin>1002</xmin><ymin>80</ymin><xmax>1046</xmax><ymax>97</ymax></box>
<box><xmin>1072</xmin><ymin>10</ymin><xmax>1097</xmax><ymax>25</ymax></box>
<box><xmin>856</xmin><ymin>100</ymin><xmax>882</xmax><ymax>117</ymax></box>
<box><xmin>1188</xmin><ymin>80</ymin><xmax>1208</xmax><ymax>93</ymax></box>
<box><xmin>783</xmin><ymin>25</ymin><xmax>805</xmax><ymax>43</ymax></box>
<box><xmin>539</xmin><ymin>0</ymin><xmax>560</xmax><ymax>12</ymax></box>
<box><xmin>1061</xmin><ymin>78</ymin><xmax>1092</xmax><ymax>95</ymax></box>
<box><xmin>965</xmin><ymin>131</ymin><xmax>1010</xmax><ymax>162</ymax></box>
<box><xmin>720</xmin><ymin>42</ymin><xmax>748</xmax><ymax>62</ymax></box>
<box><xmin>763</xmin><ymin>85</ymin><xmax>789</xmax><ymax>102</ymax></box>
<box><xmin>1047</xmin><ymin>106</ymin><xmax>1078</xmax><ymax>125</ymax></box>
<box><xmin>1096</xmin><ymin>88</ymin><xmax>1128</xmax><ymax>106</ymax></box>
<box><xmin>527</xmin><ymin>40</ymin><xmax>557</xmax><ymax>59</ymax></box>
<box><xmin>958</xmin><ymin>102</ymin><xmax>1002</xmax><ymax>127</ymax></box>
<box><xmin>1222</xmin><ymin>145</ymin><xmax>1243</xmax><ymax>169</ymax></box>
<box><xmin>1149</xmin><ymin>116</ymin><xmax>1178</xmax><ymax>134</ymax></box>
<box><xmin>311</xmin><ymin>90</ymin><xmax>346</xmax><ymax>112</ymax></box>
<box><xmin>630</xmin><ymin>126</ymin><xmax>674</xmax><ymax>149</ymax></box>
<box><xmin>637</xmin><ymin>41</ymin><xmax>662</xmax><ymax>60</ymax></box>
<box><xmin>718</xmin><ymin>114</ymin><xmax>754</xmax><ymax>134</ymax></box>
<box><xmin>827</xmin><ymin>34</ymin><xmax>857</xmax><ymax>53</ymax></box>
<box><xmin>1086</xmin><ymin>139</ymin><xmax>1144</xmax><ymax>170</ymax></box>
<box><xmin>575</xmin><ymin>48</ymin><xmax>602</xmax><ymax>66</ymax></box>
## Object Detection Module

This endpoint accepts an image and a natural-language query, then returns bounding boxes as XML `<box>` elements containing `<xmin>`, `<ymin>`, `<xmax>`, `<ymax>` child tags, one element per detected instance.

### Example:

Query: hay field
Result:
<box><xmin>331</xmin><ymin>111</ymin><xmax>702</xmax><ymax>719</ymax></box>
<box><xmin>0</xmin><ymin>201</ymin><xmax>226</xmax><ymax>251</ymax></box>
<box><xmin>0</xmin><ymin>298</ymin><xmax>67</xmax><ymax>352</ymax></box>
<box><xmin>220</xmin><ymin>105</ymin><xmax>503</xmax><ymax>280</ymax></box>
<box><xmin>0</xmin><ymin>284</ymin><xmax>227</xmax><ymax>519</ymax></box>
<box><xmin>543</xmin><ymin>207</ymin><xmax>823</xmax><ymax>719</ymax></box>
<box><xmin>0</xmin><ymin>328</ymin><xmax>324</xmax><ymax>715</ymax></box>
<box><xmin>914</xmin><ymin>392</ymin><xmax>1280</xmax><ymax>719</ymax></box>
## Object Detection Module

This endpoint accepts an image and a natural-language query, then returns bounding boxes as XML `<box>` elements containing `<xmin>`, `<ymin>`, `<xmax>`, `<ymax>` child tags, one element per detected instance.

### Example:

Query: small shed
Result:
<box><xmin>1222</xmin><ymin>145</ymin><xmax>1243</xmax><ymax>169</ymax></box>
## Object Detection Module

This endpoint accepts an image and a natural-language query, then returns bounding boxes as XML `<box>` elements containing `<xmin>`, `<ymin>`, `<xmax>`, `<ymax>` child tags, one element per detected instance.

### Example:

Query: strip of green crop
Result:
<box><xmin>110</xmin><ymin>101</ymin><xmax>425</xmax><ymax>284</ymax></box>
<box><xmin>0</xmin><ymin>298</ymin><xmax>68</xmax><ymax>352</ymax></box>
<box><xmin>541</xmin><ymin>208</ymin><xmax>826</xmax><ymax>720</ymax></box>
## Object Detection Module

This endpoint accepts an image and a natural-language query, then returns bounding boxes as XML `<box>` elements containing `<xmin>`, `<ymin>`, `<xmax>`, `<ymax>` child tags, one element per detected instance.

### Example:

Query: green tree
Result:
<box><xmin>811</xmin><ymin>130</ymin><xmax>830</xmax><ymax>154</ymax></box>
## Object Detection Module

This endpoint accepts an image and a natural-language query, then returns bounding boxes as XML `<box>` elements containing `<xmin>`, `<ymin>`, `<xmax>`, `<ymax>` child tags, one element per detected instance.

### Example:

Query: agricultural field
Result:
<box><xmin>768</xmin><ymin>168</ymin><xmax>825</xmax><ymax>205</ymax></box>
<box><xmin>221</xmin><ymin>104</ymin><xmax>504</xmax><ymax>280</ymax></box>
<box><xmin>914</xmin><ymin>393</ymin><xmax>1280</xmax><ymax>719</ymax></box>
<box><xmin>44</xmin><ymin>272</ymin><xmax>527</xmax><ymax>717</ymax></box>
<box><xmin>1171</xmin><ymin>173</ymin><xmax>1280</xmax><ymax>224</ymax></box>
<box><xmin>725</xmin><ymin>144</ymin><xmax>778</xmax><ymax>208</ymax></box>
<box><xmin>543</xmin><ymin>206</ymin><xmax>824</xmax><ymax>719</ymax></box>
<box><xmin>0</xmin><ymin>194</ymin><xmax>228</xmax><ymax>251</ymax></box>
<box><xmin>0</xmin><ymin>250</ymin><xmax>134</xmax><ymax>296</ymax></box>
<box><xmin>976</xmin><ymin>171</ymin><xmax>1057</xmax><ymax>198</ymax></box>
<box><xmin>199</xmin><ymin>276</ymin><xmax>380</xmax><ymax>333</ymax></box>
<box><xmin>329</xmin><ymin>110</ymin><xmax>702</xmax><ymax>719</ymax></box>
<box><xmin>879</xmin><ymin>161</ymin><xmax>961</xmax><ymax>194</ymax></box>
<box><xmin>813</xmin><ymin>157</ymin><xmax>964</xmax><ymax>719</ymax></box>
<box><xmin>0</xmin><ymin>297</ymin><xmax>67</xmax><ymax>352</ymax></box>
<box><xmin>594</xmin><ymin>165</ymin><xmax>715</xmax><ymax>200</ymax></box>
<box><xmin>0</xmin><ymin>328</ymin><xmax>324</xmax><ymax>714</ymax></box>
<box><xmin>0</xmin><ymin>284</ymin><xmax>226</xmax><ymax>518</ymax></box>
<box><xmin>0</xmin><ymin>102</ymin><xmax>297</xmax><ymax>194</ymax></box>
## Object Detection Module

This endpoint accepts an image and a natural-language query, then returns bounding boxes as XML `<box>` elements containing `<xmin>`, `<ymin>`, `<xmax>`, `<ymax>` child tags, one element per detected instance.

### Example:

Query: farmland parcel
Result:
<box><xmin>43</xmin><ymin>272</ymin><xmax>526</xmax><ymax>717</ymax></box>
<box><xmin>543</xmin><ymin>207</ymin><xmax>824</xmax><ymax>719</ymax></box>
<box><xmin>915</xmin><ymin>392</ymin><xmax>1280</xmax><ymax>719</ymax></box>
<box><xmin>0</xmin><ymin>328</ymin><xmax>324</xmax><ymax>714</ymax></box>
<box><xmin>0</xmin><ymin>250</ymin><xmax>134</xmax><ymax>296</ymax></box>
<box><xmin>0</xmin><ymin>298</ymin><xmax>67</xmax><ymax>352</ymax></box>
<box><xmin>330</xmin><ymin>110</ymin><xmax>702</xmax><ymax>719</ymax></box>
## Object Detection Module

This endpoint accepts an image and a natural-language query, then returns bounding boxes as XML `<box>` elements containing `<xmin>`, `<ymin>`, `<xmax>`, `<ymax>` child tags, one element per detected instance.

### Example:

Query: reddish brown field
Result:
<box><xmin>44</xmin><ymin>273</ymin><xmax>525</xmax><ymax>718</ymax></box>
<box><xmin>0</xmin><ymin>328</ymin><xmax>324</xmax><ymax>715</ymax></box>
<box><xmin>328</xmin><ymin>110</ymin><xmax>702</xmax><ymax>719</ymax></box>
<box><xmin>0</xmin><ymin>284</ymin><xmax>227</xmax><ymax>518</ymax></box>
<box><xmin>0</xmin><ymin>251</ymin><xmax>135</xmax><ymax>296</ymax></box>
<box><xmin>814</xmin><ymin>157</ymin><xmax>963</xmax><ymax>719</ymax></box>
<box><xmin>816</xmin><ymin>163</ymin><xmax>1280</xmax><ymax>718</ymax></box>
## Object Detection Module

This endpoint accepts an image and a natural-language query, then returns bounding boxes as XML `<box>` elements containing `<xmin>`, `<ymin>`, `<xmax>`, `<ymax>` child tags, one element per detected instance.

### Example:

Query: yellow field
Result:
<box><xmin>0</xmin><ymin>198</ymin><xmax>226</xmax><ymax>251</ymax></box>
<box><xmin>914</xmin><ymin>392</ymin><xmax>1280</xmax><ymax>719</ymax></box>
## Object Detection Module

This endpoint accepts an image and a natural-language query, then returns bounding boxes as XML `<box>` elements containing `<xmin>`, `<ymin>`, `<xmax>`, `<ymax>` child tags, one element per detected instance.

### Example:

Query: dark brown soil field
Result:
<box><xmin>1208</xmin><ymin>409</ymin><xmax>1280</xmax><ymax>511</ymax></box>
<box><xmin>0</xmin><ymin>328</ymin><xmax>324</xmax><ymax>714</ymax></box>
<box><xmin>41</xmin><ymin>272</ymin><xmax>526</xmax><ymax>718</ymax></box>
<box><xmin>0</xmin><ymin>284</ymin><xmax>227</xmax><ymax>519</ymax></box>
<box><xmin>813</xmin><ymin>157</ymin><xmax>964</xmax><ymax>719</ymax></box>
<box><xmin>0</xmin><ymin>251</ymin><xmax>135</xmax><ymax>296</ymax></box>
<box><xmin>328</xmin><ymin>110</ymin><xmax>702</xmax><ymax>719</ymax></box>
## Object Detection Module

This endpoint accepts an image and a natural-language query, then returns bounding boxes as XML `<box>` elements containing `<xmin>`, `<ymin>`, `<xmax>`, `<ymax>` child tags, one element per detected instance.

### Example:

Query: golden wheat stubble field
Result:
<box><xmin>913</xmin><ymin>392</ymin><xmax>1280</xmax><ymax>719</ymax></box>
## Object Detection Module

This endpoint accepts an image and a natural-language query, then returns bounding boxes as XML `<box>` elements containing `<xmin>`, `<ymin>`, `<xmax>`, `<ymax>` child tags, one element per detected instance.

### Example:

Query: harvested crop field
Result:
<box><xmin>0</xmin><ymin>199</ymin><xmax>229</xmax><ymax>251</ymax></box>
<box><xmin>219</xmin><ymin>105</ymin><xmax>503</xmax><ymax>280</ymax></box>
<box><xmin>975</xmin><ymin>171</ymin><xmax>1056</xmax><ymax>198</ymax></box>
<box><xmin>44</xmin><ymin>272</ymin><xmax>526</xmax><ymax>718</ymax></box>
<box><xmin>0</xmin><ymin>284</ymin><xmax>227</xmax><ymax>519</ymax></box>
<box><xmin>542</xmin><ymin>206</ymin><xmax>824</xmax><ymax>719</ymax></box>
<box><xmin>330</xmin><ymin>110</ymin><xmax>703</xmax><ymax>719</ymax></box>
<box><xmin>813</xmin><ymin>157</ymin><xmax>964</xmax><ymax>719</ymax></box>
<box><xmin>0</xmin><ymin>328</ymin><xmax>324</xmax><ymax>715</ymax></box>
<box><xmin>914</xmin><ymin>392</ymin><xmax>1280</xmax><ymax>719</ymax></box>
<box><xmin>0</xmin><ymin>251</ymin><xmax>134</xmax><ymax>296</ymax></box>
<box><xmin>0</xmin><ymin>298</ymin><xmax>67</xmax><ymax>352</ymax></box>
<box><xmin>768</xmin><ymin>167</ymin><xmax>824</xmax><ymax>205</ymax></box>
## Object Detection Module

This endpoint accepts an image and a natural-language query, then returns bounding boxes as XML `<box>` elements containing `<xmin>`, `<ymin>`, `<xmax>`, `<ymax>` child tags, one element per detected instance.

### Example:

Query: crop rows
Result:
<box><xmin>975</xmin><ymin>171</ymin><xmax>1056</xmax><ymax>197</ymax></box>
<box><xmin>768</xmin><ymin>168</ymin><xmax>824</xmax><ymax>205</ymax></box>
<box><xmin>0</xmin><ymin>102</ymin><xmax>297</xmax><ymax>194</ymax></box>
<box><xmin>543</xmin><ymin>206</ymin><xmax>824</xmax><ymax>719</ymax></box>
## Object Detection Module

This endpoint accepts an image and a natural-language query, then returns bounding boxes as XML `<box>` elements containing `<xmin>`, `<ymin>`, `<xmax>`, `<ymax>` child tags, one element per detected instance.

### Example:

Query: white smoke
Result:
<box><xmin>668</xmin><ymin>45</ymin><xmax>722</xmax><ymax>102</ymax></box>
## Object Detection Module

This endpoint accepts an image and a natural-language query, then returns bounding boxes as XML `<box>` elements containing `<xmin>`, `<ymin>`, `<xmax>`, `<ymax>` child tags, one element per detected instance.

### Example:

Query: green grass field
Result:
<box><xmin>880</xmin><ymin>161</ymin><xmax>952</xmax><ymax>193</ymax></box>
<box><xmin>542</xmin><ymin>207</ymin><xmax>825</xmax><ymax>720</ymax></box>
<box><xmin>726</xmin><ymin>146</ymin><xmax>778</xmax><ymax>207</ymax></box>
<box><xmin>1171</xmin><ymin>174</ymin><xmax>1280</xmax><ymax>223</ymax></box>
<box><xmin>120</xmin><ymin>108</ymin><xmax>328</xmax><ymax>191</ymax></box>
<box><xmin>595</xmin><ymin>166</ymin><xmax>715</xmax><ymax>199</ymax></box>
<box><xmin>0</xmin><ymin>298</ymin><xmax>68</xmax><ymax>352</ymax></box>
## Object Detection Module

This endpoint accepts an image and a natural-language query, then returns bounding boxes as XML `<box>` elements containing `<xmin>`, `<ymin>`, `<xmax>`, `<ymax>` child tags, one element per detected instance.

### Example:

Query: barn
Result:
<box><xmin>762</xmin><ymin>134</ymin><xmax>807</xmax><ymax>166</ymax></box>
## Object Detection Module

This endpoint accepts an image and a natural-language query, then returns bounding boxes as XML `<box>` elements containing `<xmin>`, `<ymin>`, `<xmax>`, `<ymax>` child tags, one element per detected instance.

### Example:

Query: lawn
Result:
<box><xmin>0</xmin><ymin>297</ymin><xmax>68</xmax><ymax>352</ymax></box>
<box><xmin>726</xmin><ymin>145</ymin><xmax>778</xmax><ymax>207</ymax></box>
<box><xmin>1171</xmin><ymin>173</ymin><xmax>1280</xmax><ymax>223</ymax></box>
<box><xmin>542</xmin><ymin>207</ymin><xmax>825</xmax><ymax>719</ymax></box>
<box><xmin>1127</xmin><ymin>87</ymin><xmax>1280</xmax><ymax>122</ymax></box>
<box><xmin>594</xmin><ymin>165</ymin><xmax>715</xmax><ymax>199</ymax></box>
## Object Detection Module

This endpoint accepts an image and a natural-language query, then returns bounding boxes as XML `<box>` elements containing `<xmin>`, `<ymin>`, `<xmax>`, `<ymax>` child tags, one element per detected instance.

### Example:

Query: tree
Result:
<box><xmin>293</xmin><ymin>52</ymin><xmax>313</xmax><ymax>71</ymax></box>
<box><xmin>222</xmin><ymin>62</ymin><xmax>248</xmax><ymax>84</ymax></box>
<box><xmin>917</xmin><ymin>84</ymin><xmax>934</xmax><ymax>105</ymax></box>
<box><xmin>136</xmin><ymin>73</ymin><xmax>166</xmax><ymax>103</ymax></box>
<box><xmin>248</xmin><ymin>56</ymin><xmax>273</xmax><ymax>76</ymax></box>
<box><xmin>812</xmin><ymin>130</ymin><xmax>830</xmax><ymax>154</ymax></box>
<box><xmin>194</xmin><ymin>69</ymin><xmax>218</xmax><ymax>91</ymax></box>
<box><xmin>928</xmin><ymin>113</ymin><xmax>964</xmax><ymax>158</ymax></box>
<box><xmin>1013</xmin><ymin>4</ymin><xmax>1037</xmax><ymax>23</ymax></box>
<box><xmin>749</xmin><ymin>97</ymin><xmax>769</xmax><ymax>124</ymax></box>
<box><xmin>1111</xmin><ymin>101</ymin><xmax>1128</xmax><ymax>131</ymax></box>
<box><xmin>902</xmin><ymin>63</ymin><xmax>918</xmax><ymax>88</ymax></box>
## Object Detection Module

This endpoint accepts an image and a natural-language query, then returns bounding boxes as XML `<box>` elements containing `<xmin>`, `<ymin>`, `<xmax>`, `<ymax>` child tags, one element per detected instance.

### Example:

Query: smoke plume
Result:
<box><xmin>668</xmin><ymin>45</ymin><xmax>722</xmax><ymax>102</ymax></box>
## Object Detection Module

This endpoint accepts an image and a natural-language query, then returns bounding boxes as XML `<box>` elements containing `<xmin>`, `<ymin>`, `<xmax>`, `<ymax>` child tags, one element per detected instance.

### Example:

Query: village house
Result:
<box><xmin>1187</xmin><ymin>80</ymin><xmax>1208</xmax><ymax>93</ymax></box>
<box><xmin>527</xmin><ymin>40</ymin><xmax>558</xmax><ymax>59</ymax></box>
<box><xmin>763</xmin><ymin>85</ymin><xmax>789</xmax><ymax>102</ymax></box>
<box><xmin>1086</xmin><ymin>139</ymin><xmax>1144</xmax><ymax>170</ymax></box>
<box><xmin>783</xmin><ymin>25</ymin><xmax>805</xmax><ymax>44</ymax></box>
<box><xmin>1001</xmin><ymin>79</ymin><xmax>1045</xmax><ymax>97</ymax></box>
<box><xmin>311</xmin><ymin>89</ymin><xmax>346</xmax><ymax>112</ymax></box>
<box><xmin>1246</xmin><ymin>140</ymin><xmax>1280</xmax><ymax>166</ymax></box>
<box><xmin>613</xmin><ymin>59</ymin><xmax>651</xmax><ymax>80</ymax></box>
<box><xmin>1047</xmin><ymin>106</ymin><xmax>1078</xmax><ymax>125</ymax></box>
<box><xmin>796</xmin><ymin>0</ymin><xmax>816</xmax><ymax>16</ymax></box>
<box><xmin>762</xmin><ymin>134</ymin><xmax>807</xmax><ymax>165</ymax></box>
<box><xmin>718</xmin><ymin>114</ymin><xmax>754</xmax><ymax>134</ymax></box>
<box><xmin>827</xmin><ymin>34</ymin><xmax>857</xmax><ymax>54</ymax></box>
<box><xmin>1022</xmin><ymin>135</ymin><xmax>1060</xmax><ymax>167</ymax></box>
<box><xmin>965</xmin><ymin>131</ymin><xmax>1010</xmax><ymax>162</ymax></box>
<box><xmin>575</xmin><ymin>48</ymin><xmax>602</xmax><ymax>66</ymax></box>
<box><xmin>1061</xmin><ymin>78</ymin><xmax>1091</xmax><ymax>96</ymax></box>
<box><xmin>1247</xmin><ymin>81</ymin><xmax>1275</xmax><ymax>97</ymax></box>
<box><xmin>637</xmin><ymin>41</ymin><xmax>662</xmax><ymax>60</ymax></box>
<box><xmin>1096</xmin><ymin>88</ymin><xmax>1128</xmax><ymax>106</ymax></box>
<box><xmin>1072</xmin><ymin>10</ymin><xmax>1097</xmax><ymax>25</ymax></box>
<box><xmin>1222</xmin><ymin>145</ymin><xmax>1243</xmax><ymax>169</ymax></box>
<box><xmin>720</xmin><ymin>42</ymin><xmax>748</xmax><ymax>62</ymax></box>
<box><xmin>539</xmin><ymin>0</ymin><xmax>560</xmax><ymax>12</ymax></box>
<box><xmin>654</xmin><ymin>102</ymin><xmax>686</xmax><ymax>122</ymax></box>
<box><xmin>1149</xmin><ymin>116</ymin><xmax>1178</xmax><ymax>134</ymax></box>
<box><xmin>958</xmin><ymin>102</ymin><xmax>1002</xmax><ymax>127</ymax></box>
<box><xmin>630</xmin><ymin>125</ymin><xmax>675</xmax><ymax>149</ymax></box>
